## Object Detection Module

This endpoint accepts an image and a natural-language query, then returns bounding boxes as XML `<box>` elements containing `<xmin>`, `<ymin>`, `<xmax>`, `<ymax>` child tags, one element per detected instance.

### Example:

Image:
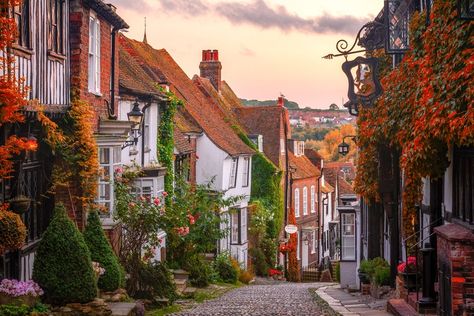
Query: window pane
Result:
<box><xmin>113</xmin><ymin>147</ymin><xmax>121</xmax><ymax>163</ymax></box>
<box><xmin>99</xmin><ymin>148</ymin><xmax>109</xmax><ymax>164</ymax></box>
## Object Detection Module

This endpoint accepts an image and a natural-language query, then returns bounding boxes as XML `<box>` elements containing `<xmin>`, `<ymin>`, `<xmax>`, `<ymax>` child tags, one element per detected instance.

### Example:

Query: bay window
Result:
<box><xmin>340</xmin><ymin>212</ymin><xmax>356</xmax><ymax>261</ymax></box>
<box><xmin>230</xmin><ymin>208</ymin><xmax>247</xmax><ymax>245</ymax></box>
<box><xmin>97</xmin><ymin>146</ymin><xmax>121</xmax><ymax>217</ymax></box>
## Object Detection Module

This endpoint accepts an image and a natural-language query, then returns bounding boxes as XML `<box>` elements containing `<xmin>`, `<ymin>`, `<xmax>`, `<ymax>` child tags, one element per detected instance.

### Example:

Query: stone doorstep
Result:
<box><xmin>387</xmin><ymin>299</ymin><xmax>417</xmax><ymax>316</ymax></box>
<box><xmin>108</xmin><ymin>302</ymin><xmax>137</xmax><ymax>316</ymax></box>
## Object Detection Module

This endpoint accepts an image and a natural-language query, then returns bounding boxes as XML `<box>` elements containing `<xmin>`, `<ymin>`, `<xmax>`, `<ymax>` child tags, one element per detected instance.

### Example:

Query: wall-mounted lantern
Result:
<box><xmin>338</xmin><ymin>135</ymin><xmax>357</xmax><ymax>157</ymax></box>
<box><xmin>122</xmin><ymin>100</ymin><xmax>144</xmax><ymax>149</ymax></box>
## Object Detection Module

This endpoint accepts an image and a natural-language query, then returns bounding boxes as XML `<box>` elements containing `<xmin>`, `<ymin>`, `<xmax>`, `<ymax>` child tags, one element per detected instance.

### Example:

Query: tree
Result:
<box><xmin>84</xmin><ymin>211</ymin><xmax>123</xmax><ymax>292</ymax></box>
<box><xmin>317</xmin><ymin>124</ymin><xmax>357</xmax><ymax>162</ymax></box>
<box><xmin>0</xmin><ymin>0</ymin><xmax>38</xmax><ymax>216</ymax></box>
<box><xmin>33</xmin><ymin>204</ymin><xmax>97</xmax><ymax>304</ymax></box>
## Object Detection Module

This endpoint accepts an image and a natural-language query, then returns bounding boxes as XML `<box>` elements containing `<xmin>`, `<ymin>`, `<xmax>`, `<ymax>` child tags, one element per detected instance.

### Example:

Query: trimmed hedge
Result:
<box><xmin>83</xmin><ymin>211</ymin><xmax>123</xmax><ymax>291</ymax></box>
<box><xmin>33</xmin><ymin>204</ymin><xmax>97</xmax><ymax>305</ymax></box>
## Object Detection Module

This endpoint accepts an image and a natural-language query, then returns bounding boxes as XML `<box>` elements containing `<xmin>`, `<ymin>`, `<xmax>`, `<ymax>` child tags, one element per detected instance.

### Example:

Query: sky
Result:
<box><xmin>110</xmin><ymin>0</ymin><xmax>383</xmax><ymax>109</ymax></box>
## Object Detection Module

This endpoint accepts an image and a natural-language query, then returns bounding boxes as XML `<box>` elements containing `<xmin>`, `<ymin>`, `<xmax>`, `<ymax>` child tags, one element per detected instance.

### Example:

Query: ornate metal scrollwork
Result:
<box><xmin>323</xmin><ymin>19</ymin><xmax>386</xmax><ymax>60</ymax></box>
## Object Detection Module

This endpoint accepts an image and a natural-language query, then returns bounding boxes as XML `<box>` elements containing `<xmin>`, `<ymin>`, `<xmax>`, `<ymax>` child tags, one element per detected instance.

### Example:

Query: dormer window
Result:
<box><xmin>293</xmin><ymin>140</ymin><xmax>305</xmax><ymax>156</ymax></box>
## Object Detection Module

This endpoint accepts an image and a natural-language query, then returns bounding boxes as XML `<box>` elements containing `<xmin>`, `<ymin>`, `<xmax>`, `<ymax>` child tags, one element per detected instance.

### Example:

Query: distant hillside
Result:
<box><xmin>240</xmin><ymin>98</ymin><xmax>300</xmax><ymax>109</ymax></box>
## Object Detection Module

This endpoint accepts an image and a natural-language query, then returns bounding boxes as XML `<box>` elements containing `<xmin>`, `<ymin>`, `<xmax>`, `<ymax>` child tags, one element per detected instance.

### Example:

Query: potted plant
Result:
<box><xmin>358</xmin><ymin>260</ymin><xmax>371</xmax><ymax>284</ymax></box>
<box><xmin>0</xmin><ymin>279</ymin><xmax>43</xmax><ymax>307</ymax></box>
<box><xmin>397</xmin><ymin>256</ymin><xmax>419</xmax><ymax>290</ymax></box>
<box><xmin>8</xmin><ymin>195</ymin><xmax>31</xmax><ymax>214</ymax></box>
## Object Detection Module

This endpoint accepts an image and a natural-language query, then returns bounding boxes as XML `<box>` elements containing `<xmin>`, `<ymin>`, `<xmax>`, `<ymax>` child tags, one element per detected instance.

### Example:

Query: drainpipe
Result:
<box><xmin>317</xmin><ymin>168</ymin><xmax>323</xmax><ymax>263</ymax></box>
<box><xmin>283</xmin><ymin>110</ymin><xmax>290</xmax><ymax>276</ymax></box>
<box><xmin>109</xmin><ymin>27</ymin><xmax>120</xmax><ymax>120</ymax></box>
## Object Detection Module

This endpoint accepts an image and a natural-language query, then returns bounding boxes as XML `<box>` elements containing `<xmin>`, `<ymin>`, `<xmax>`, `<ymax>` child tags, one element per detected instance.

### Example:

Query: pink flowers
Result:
<box><xmin>115</xmin><ymin>167</ymin><xmax>123</xmax><ymax>174</ymax></box>
<box><xmin>176</xmin><ymin>226</ymin><xmax>189</xmax><ymax>236</ymax></box>
<box><xmin>153</xmin><ymin>197</ymin><xmax>161</xmax><ymax>206</ymax></box>
<box><xmin>0</xmin><ymin>279</ymin><xmax>43</xmax><ymax>297</ymax></box>
<box><xmin>162</xmin><ymin>191</ymin><xmax>168</xmax><ymax>197</ymax></box>
<box><xmin>187</xmin><ymin>213</ymin><xmax>195</xmax><ymax>225</ymax></box>
<box><xmin>128</xmin><ymin>202</ymin><xmax>136</xmax><ymax>208</ymax></box>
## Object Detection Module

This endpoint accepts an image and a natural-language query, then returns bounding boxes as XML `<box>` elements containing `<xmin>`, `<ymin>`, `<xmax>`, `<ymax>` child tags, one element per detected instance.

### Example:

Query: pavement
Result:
<box><xmin>172</xmin><ymin>282</ymin><xmax>325</xmax><ymax>315</ymax></box>
<box><xmin>315</xmin><ymin>284</ymin><xmax>393</xmax><ymax>316</ymax></box>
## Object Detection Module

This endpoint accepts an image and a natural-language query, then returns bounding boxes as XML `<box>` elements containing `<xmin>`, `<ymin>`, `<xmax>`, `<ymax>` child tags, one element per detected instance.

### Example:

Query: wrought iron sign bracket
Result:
<box><xmin>322</xmin><ymin>20</ymin><xmax>386</xmax><ymax>60</ymax></box>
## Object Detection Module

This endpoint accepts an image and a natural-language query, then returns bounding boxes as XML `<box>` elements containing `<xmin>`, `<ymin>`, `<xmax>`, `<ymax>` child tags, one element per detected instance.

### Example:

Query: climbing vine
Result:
<box><xmin>37</xmin><ymin>96</ymin><xmax>99</xmax><ymax>209</ymax></box>
<box><xmin>232</xmin><ymin>124</ymin><xmax>284</xmax><ymax>268</ymax></box>
<box><xmin>157</xmin><ymin>91</ymin><xmax>181</xmax><ymax>197</ymax></box>
<box><xmin>355</xmin><ymin>0</ymin><xmax>474</xmax><ymax>240</ymax></box>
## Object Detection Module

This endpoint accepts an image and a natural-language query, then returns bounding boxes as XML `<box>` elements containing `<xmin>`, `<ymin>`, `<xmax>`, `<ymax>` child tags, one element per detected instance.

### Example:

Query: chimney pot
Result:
<box><xmin>278</xmin><ymin>96</ymin><xmax>284</xmax><ymax>107</ymax></box>
<box><xmin>199</xmin><ymin>49</ymin><xmax>222</xmax><ymax>92</ymax></box>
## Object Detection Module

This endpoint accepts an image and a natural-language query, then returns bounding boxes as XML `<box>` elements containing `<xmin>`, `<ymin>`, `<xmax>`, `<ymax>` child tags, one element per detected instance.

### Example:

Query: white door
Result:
<box><xmin>302</xmin><ymin>239</ymin><xmax>309</xmax><ymax>268</ymax></box>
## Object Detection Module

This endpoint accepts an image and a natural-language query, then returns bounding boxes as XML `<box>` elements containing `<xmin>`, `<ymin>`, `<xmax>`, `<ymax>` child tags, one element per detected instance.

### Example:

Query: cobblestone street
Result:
<box><xmin>173</xmin><ymin>283</ymin><xmax>324</xmax><ymax>316</ymax></box>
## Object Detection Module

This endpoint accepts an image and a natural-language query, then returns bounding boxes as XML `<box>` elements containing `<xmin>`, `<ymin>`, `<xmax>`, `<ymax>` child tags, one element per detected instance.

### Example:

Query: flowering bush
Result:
<box><xmin>397</xmin><ymin>256</ymin><xmax>417</xmax><ymax>274</ymax></box>
<box><xmin>0</xmin><ymin>279</ymin><xmax>44</xmax><ymax>297</ymax></box>
<box><xmin>278</xmin><ymin>243</ymin><xmax>295</xmax><ymax>254</ymax></box>
<box><xmin>0</xmin><ymin>206</ymin><xmax>27</xmax><ymax>255</ymax></box>
<box><xmin>268</xmin><ymin>268</ymin><xmax>283</xmax><ymax>277</ymax></box>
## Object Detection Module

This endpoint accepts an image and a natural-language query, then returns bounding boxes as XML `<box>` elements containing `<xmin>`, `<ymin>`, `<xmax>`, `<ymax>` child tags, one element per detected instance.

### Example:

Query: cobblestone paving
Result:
<box><xmin>173</xmin><ymin>283</ymin><xmax>324</xmax><ymax>316</ymax></box>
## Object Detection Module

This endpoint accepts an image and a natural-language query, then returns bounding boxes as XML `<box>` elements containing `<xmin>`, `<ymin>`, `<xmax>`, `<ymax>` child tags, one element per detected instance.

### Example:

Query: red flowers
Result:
<box><xmin>268</xmin><ymin>268</ymin><xmax>283</xmax><ymax>277</ymax></box>
<box><xmin>397</xmin><ymin>256</ymin><xmax>417</xmax><ymax>273</ymax></box>
<box><xmin>187</xmin><ymin>213</ymin><xmax>195</xmax><ymax>225</ymax></box>
<box><xmin>176</xmin><ymin>226</ymin><xmax>189</xmax><ymax>237</ymax></box>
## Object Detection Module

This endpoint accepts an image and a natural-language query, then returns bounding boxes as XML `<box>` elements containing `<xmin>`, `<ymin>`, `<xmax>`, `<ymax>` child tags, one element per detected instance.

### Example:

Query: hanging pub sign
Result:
<box><xmin>342</xmin><ymin>56</ymin><xmax>383</xmax><ymax>108</ymax></box>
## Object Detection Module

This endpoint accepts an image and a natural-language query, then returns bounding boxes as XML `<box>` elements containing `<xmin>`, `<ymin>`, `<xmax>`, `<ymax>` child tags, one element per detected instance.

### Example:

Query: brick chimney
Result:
<box><xmin>200</xmin><ymin>50</ymin><xmax>222</xmax><ymax>92</ymax></box>
<box><xmin>277</xmin><ymin>96</ymin><xmax>285</xmax><ymax>107</ymax></box>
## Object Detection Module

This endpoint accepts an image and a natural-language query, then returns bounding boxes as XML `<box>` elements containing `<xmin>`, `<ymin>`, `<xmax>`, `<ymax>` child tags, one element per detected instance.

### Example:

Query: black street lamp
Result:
<box><xmin>338</xmin><ymin>135</ymin><xmax>357</xmax><ymax>156</ymax></box>
<box><xmin>123</xmin><ymin>100</ymin><xmax>144</xmax><ymax>149</ymax></box>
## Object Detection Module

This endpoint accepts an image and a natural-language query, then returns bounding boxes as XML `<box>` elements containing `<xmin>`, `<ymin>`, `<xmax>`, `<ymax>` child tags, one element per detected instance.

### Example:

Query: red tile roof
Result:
<box><xmin>289</xmin><ymin>152</ymin><xmax>321</xmax><ymax>180</ymax></box>
<box><xmin>174</xmin><ymin>128</ymin><xmax>194</xmax><ymax>154</ymax></box>
<box><xmin>234</xmin><ymin>106</ymin><xmax>288</xmax><ymax>167</ymax></box>
<box><xmin>323</xmin><ymin>168</ymin><xmax>354</xmax><ymax>195</ymax></box>
<box><xmin>119</xmin><ymin>35</ymin><xmax>254</xmax><ymax>156</ymax></box>
<box><xmin>119</xmin><ymin>48</ymin><xmax>165</xmax><ymax>98</ymax></box>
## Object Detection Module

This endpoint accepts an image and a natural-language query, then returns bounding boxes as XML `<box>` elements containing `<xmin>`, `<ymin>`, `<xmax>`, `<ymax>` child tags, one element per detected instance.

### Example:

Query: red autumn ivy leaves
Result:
<box><xmin>355</xmin><ymin>0</ymin><xmax>473</xmax><ymax>239</ymax></box>
<box><xmin>0</xmin><ymin>0</ymin><xmax>37</xmax><ymax>180</ymax></box>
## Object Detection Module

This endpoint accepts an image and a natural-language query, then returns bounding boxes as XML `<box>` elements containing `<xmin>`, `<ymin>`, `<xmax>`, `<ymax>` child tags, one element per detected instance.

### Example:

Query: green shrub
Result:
<box><xmin>214</xmin><ymin>253</ymin><xmax>238</xmax><ymax>284</ymax></box>
<box><xmin>359</xmin><ymin>259</ymin><xmax>372</xmax><ymax>274</ymax></box>
<box><xmin>374</xmin><ymin>265</ymin><xmax>390</xmax><ymax>286</ymax></box>
<box><xmin>83</xmin><ymin>211</ymin><xmax>123</xmax><ymax>291</ymax></box>
<box><xmin>33</xmin><ymin>203</ymin><xmax>97</xmax><ymax>305</ymax></box>
<box><xmin>0</xmin><ymin>304</ymin><xmax>29</xmax><ymax>316</ymax></box>
<box><xmin>186</xmin><ymin>255</ymin><xmax>213</xmax><ymax>288</ymax></box>
<box><xmin>249</xmin><ymin>248</ymin><xmax>269</xmax><ymax>277</ymax></box>
<box><xmin>136</xmin><ymin>262</ymin><xmax>177</xmax><ymax>302</ymax></box>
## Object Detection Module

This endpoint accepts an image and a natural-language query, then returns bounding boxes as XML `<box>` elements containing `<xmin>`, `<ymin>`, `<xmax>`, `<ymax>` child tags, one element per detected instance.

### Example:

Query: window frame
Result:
<box><xmin>294</xmin><ymin>188</ymin><xmax>300</xmax><ymax>217</ymax></box>
<box><xmin>310</xmin><ymin>185</ymin><xmax>316</xmax><ymax>213</ymax></box>
<box><xmin>47</xmin><ymin>0</ymin><xmax>64</xmax><ymax>54</ymax></box>
<box><xmin>228</xmin><ymin>157</ymin><xmax>238</xmax><ymax>189</ymax></box>
<box><xmin>242</xmin><ymin>157</ymin><xmax>250</xmax><ymax>187</ymax></box>
<box><xmin>453</xmin><ymin>146</ymin><xmax>474</xmax><ymax>227</ymax></box>
<box><xmin>12</xmin><ymin>0</ymin><xmax>31</xmax><ymax>49</ymax></box>
<box><xmin>303</xmin><ymin>186</ymin><xmax>308</xmax><ymax>215</ymax></box>
<box><xmin>340</xmin><ymin>211</ymin><xmax>356</xmax><ymax>262</ymax></box>
<box><xmin>88</xmin><ymin>12</ymin><xmax>101</xmax><ymax>94</ymax></box>
<box><xmin>97</xmin><ymin>146</ymin><xmax>122</xmax><ymax>218</ymax></box>
<box><xmin>230</xmin><ymin>209</ymin><xmax>240</xmax><ymax>245</ymax></box>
